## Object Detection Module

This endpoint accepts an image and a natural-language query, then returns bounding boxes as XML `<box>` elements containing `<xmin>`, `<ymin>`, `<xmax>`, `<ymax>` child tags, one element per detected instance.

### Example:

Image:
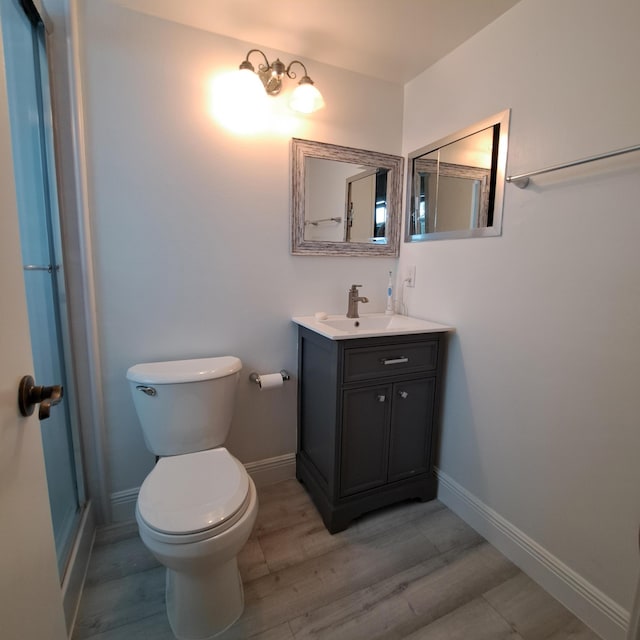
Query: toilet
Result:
<box><xmin>126</xmin><ymin>356</ymin><xmax>258</xmax><ymax>640</ymax></box>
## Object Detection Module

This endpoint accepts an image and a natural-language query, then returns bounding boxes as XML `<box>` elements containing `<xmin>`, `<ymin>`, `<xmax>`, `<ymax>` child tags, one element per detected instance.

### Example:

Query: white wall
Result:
<box><xmin>78</xmin><ymin>2</ymin><xmax>402</xmax><ymax>500</ymax></box>
<box><xmin>75</xmin><ymin>0</ymin><xmax>639</xmax><ymax>633</ymax></box>
<box><xmin>400</xmin><ymin>0</ymin><xmax>640</xmax><ymax>632</ymax></box>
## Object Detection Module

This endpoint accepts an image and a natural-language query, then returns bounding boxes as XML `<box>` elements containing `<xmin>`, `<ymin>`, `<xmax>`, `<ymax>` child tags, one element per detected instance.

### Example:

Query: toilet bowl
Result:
<box><xmin>136</xmin><ymin>448</ymin><xmax>258</xmax><ymax>640</ymax></box>
<box><xmin>126</xmin><ymin>356</ymin><xmax>257</xmax><ymax>639</ymax></box>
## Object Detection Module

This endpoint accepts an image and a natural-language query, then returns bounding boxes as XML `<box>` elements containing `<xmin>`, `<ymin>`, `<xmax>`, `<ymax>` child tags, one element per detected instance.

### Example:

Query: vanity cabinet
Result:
<box><xmin>296</xmin><ymin>326</ymin><xmax>447</xmax><ymax>533</ymax></box>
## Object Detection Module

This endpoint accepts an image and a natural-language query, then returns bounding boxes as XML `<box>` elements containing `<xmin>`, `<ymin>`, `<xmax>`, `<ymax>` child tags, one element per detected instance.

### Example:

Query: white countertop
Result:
<box><xmin>292</xmin><ymin>313</ymin><xmax>454</xmax><ymax>340</ymax></box>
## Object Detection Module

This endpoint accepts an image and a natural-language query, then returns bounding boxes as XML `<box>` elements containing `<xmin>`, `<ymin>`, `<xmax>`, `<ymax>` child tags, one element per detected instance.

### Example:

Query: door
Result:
<box><xmin>0</xmin><ymin>13</ymin><xmax>67</xmax><ymax>639</ymax></box>
<box><xmin>346</xmin><ymin>170</ymin><xmax>376</xmax><ymax>242</ymax></box>
<box><xmin>387</xmin><ymin>377</ymin><xmax>436</xmax><ymax>482</ymax></box>
<box><xmin>1</xmin><ymin>0</ymin><xmax>84</xmax><ymax>576</ymax></box>
<box><xmin>340</xmin><ymin>384</ymin><xmax>391</xmax><ymax>496</ymax></box>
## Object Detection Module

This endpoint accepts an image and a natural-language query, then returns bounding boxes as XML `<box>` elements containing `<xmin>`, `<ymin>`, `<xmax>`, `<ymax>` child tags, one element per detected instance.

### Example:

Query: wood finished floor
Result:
<box><xmin>72</xmin><ymin>480</ymin><xmax>601</xmax><ymax>640</ymax></box>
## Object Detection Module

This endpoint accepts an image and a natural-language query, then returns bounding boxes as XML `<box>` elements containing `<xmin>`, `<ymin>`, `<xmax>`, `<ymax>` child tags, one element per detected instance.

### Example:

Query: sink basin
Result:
<box><xmin>292</xmin><ymin>313</ymin><xmax>454</xmax><ymax>340</ymax></box>
<box><xmin>320</xmin><ymin>316</ymin><xmax>397</xmax><ymax>331</ymax></box>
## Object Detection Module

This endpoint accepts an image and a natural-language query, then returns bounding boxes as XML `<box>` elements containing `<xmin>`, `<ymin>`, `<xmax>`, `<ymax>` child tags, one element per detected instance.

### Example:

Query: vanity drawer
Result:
<box><xmin>343</xmin><ymin>340</ymin><xmax>438</xmax><ymax>382</ymax></box>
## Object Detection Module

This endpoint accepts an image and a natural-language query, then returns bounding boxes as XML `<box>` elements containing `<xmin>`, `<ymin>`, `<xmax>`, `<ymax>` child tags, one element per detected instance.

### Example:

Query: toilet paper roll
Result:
<box><xmin>258</xmin><ymin>373</ymin><xmax>284</xmax><ymax>390</ymax></box>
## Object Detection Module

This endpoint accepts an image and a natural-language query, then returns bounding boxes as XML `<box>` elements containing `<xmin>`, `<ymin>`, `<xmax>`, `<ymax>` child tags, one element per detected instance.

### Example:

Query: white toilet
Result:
<box><xmin>126</xmin><ymin>356</ymin><xmax>258</xmax><ymax>640</ymax></box>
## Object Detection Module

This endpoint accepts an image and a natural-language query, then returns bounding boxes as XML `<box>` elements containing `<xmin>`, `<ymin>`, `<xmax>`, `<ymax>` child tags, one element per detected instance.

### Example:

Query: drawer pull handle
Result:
<box><xmin>398</xmin><ymin>390</ymin><xmax>409</xmax><ymax>399</ymax></box>
<box><xmin>380</xmin><ymin>357</ymin><xmax>409</xmax><ymax>365</ymax></box>
<box><xmin>377</xmin><ymin>394</ymin><xmax>386</xmax><ymax>403</ymax></box>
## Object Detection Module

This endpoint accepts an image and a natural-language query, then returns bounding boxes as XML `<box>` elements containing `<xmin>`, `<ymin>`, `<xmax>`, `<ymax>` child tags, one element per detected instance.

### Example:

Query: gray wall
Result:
<box><xmin>78</xmin><ymin>2</ymin><xmax>402</xmax><ymax>497</ymax></box>
<box><xmin>400</xmin><ymin>0</ymin><xmax>640</xmax><ymax>626</ymax></box>
<box><xmin>75</xmin><ymin>0</ymin><xmax>640</xmax><ymax>632</ymax></box>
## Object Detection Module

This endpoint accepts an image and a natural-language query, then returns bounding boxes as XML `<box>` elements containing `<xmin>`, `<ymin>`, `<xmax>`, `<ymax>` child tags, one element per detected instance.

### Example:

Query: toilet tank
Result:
<box><xmin>126</xmin><ymin>356</ymin><xmax>242</xmax><ymax>456</ymax></box>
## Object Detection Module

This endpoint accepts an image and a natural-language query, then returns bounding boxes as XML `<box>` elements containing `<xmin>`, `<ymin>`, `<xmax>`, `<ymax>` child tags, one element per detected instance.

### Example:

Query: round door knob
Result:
<box><xmin>18</xmin><ymin>375</ymin><xmax>64</xmax><ymax>420</ymax></box>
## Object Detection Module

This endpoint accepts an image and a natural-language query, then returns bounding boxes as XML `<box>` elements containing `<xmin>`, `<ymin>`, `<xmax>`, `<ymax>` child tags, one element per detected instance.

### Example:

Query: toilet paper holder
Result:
<box><xmin>249</xmin><ymin>370</ymin><xmax>290</xmax><ymax>387</ymax></box>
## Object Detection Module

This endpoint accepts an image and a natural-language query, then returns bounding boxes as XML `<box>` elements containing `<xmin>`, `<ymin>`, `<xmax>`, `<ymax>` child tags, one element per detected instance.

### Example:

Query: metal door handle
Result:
<box><xmin>377</xmin><ymin>394</ymin><xmax>386</xmax><ymax>403</ymax></box>
<box><xmin>18</xmin><ymin>375</ymin><xmax>64</xmax><ymax>420</ymax></box>
<box><xmin>398</xmin><ymin>390</ymin><xmax>409</xmax><ymax>399</ymax></box>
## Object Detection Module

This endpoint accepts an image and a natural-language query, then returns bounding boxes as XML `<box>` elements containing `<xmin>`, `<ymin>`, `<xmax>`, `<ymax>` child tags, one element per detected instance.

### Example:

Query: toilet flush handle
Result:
<box><xmin>136</xmin><ymin>385</ymin><xmax>157</xmax><ymax>397</ymax></box>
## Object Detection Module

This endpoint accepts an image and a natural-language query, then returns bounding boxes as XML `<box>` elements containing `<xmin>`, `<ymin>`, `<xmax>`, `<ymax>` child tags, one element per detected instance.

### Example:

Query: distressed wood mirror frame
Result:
<box><xmin>413</xmin><ymin>158</ymin><xmax>492</xmax><ymax>229</ymax></box>
<box><xmin>291</xmin><ymin>138</ymin><xmax>404</xmax><ymax>256</ymax></box>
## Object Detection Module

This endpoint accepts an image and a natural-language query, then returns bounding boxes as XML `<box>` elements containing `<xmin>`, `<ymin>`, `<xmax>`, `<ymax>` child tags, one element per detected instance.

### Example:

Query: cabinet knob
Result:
<box><xmin>377</xmin><ymin>394</ymin><xmax>386</xmax><ymax>403</ymax></box>
<box><xmin>398</xmin><ymin>390</ymin><xmax>409</xmax><ymax>399</ymax></box>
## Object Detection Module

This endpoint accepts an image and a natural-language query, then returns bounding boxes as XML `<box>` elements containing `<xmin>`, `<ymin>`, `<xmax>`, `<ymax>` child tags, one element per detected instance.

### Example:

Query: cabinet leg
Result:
<box><xmin>416</xmin><ymin>481</ymin><xmax>437</xmax><ymax>503</ymax></box>
<box><xmin>324</xmin><ymin>513</ymin><xmax>351</xmax><ymax>535</ymax></box>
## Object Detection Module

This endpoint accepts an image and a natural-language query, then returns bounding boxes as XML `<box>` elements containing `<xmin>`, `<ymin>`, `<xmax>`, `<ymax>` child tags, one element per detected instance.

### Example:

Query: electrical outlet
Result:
<box><xmin>407</xmin><ymin>265</ymin><xmax>416</xmax><ymax>288</ymax></box>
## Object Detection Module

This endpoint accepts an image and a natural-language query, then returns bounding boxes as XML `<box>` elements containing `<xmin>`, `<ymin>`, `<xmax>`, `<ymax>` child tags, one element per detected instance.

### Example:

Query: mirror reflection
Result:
<box><xmin>304</xmin><ymin>159</ymin><xmax>389</xmax><ymax>244</ymax></box>
<box><xmin>406</xmin><ymin>109</ymin><xmax>510</xmax><ymax>242</ymax></box>
<box><xmin>291</xmin><ymin>138</ymin><xmax>403</xmax><ymax>256</ymax></box>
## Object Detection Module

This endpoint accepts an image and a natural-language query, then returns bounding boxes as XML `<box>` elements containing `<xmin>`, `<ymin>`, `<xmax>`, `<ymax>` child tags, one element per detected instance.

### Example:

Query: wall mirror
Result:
<box><xmin>291</xmin><ymin>138</ymin><xmax>404</xmax><ymax>256</ymax></box>
<box><xmin>405</xmin><ymin>109</ymin><xmax>510</xmax><ymax>242</ymax></box>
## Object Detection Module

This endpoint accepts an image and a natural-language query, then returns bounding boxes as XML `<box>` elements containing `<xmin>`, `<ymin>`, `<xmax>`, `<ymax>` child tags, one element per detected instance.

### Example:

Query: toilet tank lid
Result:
<box><xmin>126</xmin><ymin>356</ymin><xmax>242</xmax><ymax>384</ymax></box>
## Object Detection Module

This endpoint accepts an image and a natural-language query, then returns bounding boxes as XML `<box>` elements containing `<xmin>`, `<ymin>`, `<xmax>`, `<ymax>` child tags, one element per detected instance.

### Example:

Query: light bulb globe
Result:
<box><xmin>290</xmin><ymin>81</ymin><xmax>325</xmax><ymax>114</ymax></box>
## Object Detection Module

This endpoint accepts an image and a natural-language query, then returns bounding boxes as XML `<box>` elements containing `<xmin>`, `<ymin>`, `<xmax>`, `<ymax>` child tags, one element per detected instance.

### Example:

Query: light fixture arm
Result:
<box><xmin>239</xmin><ymin>48</ymin><xmax>270</xmax><ymax>73</ymax></box>
<box><xmin>236</xmin><ymin>48</ymin><xmax>324</xmax><ymax>111</ymax></box>
<box><xmin>285</xmin><ymin>60</ymin><xmax>310</xmax><ymax>81</ymax></box>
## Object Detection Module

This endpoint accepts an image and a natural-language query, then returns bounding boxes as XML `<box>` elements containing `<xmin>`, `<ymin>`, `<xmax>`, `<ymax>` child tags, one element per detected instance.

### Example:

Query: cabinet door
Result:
<box><xmin>388</xmin><ymin>377</ymin><xmax>436</xmax><ymax>482</ymax></box>
<box><xmin>340</xmin><ymin>385</ymin><xmax>391</xmax><ymax>496</ymax></box>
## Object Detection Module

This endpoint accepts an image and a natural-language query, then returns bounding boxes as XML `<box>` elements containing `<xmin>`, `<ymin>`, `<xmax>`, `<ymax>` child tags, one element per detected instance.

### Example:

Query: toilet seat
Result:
<box><xmin>137</xmin><ymin>448</ymin><xmax>250</xmax><ymax>544</ymax></box>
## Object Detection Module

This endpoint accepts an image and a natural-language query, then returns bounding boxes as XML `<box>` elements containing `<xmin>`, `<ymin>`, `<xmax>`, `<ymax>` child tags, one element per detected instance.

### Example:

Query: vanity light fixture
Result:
<box><xmin>237</xmin><ymin>48</ymin><xmax>325</xmax><ymax>114</ymax></box>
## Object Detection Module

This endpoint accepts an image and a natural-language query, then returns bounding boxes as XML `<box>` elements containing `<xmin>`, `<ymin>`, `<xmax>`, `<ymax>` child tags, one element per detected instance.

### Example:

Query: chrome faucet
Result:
<box><xmin>346</xmin><ymin>284</ymin><xmax>369</xmax><ymax>318</ymax></box>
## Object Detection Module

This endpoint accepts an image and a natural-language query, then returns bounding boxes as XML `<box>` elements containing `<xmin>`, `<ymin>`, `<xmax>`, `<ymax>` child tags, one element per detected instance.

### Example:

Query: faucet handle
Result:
<box><xmin>350</xmin><ymin>284</ymin><xmax>362</xmax><ymax>290</ymax></box>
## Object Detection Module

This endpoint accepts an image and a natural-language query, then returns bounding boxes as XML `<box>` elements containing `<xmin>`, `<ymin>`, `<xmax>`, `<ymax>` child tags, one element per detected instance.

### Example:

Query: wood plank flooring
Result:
<box><xmin>72</xmin><ymin>480</ymin><xmax>601</xmax><ymax>640</ymax></box>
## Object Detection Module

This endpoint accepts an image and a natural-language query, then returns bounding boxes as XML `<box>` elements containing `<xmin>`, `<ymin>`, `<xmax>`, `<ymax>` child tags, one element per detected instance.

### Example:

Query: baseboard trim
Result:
<box><xmin>436</xmin><ymin>468</ymin><xmax>629</xmax><ymax>640</ymax></box>
<box><xmin>110</xmin><ymin>486</ymin><xmax>140</xmax><ymax>523</ymax></box>
<box><xmin>244</xmin><ymin>452</ymin><xmax>297</xmax><ymax>488</ymax></box>
<box><xmin>109</xmin><ymin>453</ymin><xmax>297</xmax><ymax>522</ymax></box>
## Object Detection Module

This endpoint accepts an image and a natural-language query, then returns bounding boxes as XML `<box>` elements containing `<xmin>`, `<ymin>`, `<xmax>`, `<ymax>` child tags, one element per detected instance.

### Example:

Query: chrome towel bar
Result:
<box><xmin>23</xmin><ymin>264</ymin><xmax>60</xmax><ymax>272</ymax></box>
<box><xmin>506</xmin><ymin>143</ymin><xmax>640</xmax><ymax>188</ymax></box>
<box><xmin>304</xmin><ymin>217</ymin><xmax>342</xmax><ymax>226</ymax></box>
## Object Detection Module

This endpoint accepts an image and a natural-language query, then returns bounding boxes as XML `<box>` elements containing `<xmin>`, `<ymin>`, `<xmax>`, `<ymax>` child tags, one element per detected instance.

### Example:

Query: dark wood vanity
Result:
<box><xmin>295</xmin><ymin>325</ymin><xmax>449</xmax><ymax>533</ymax></box>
